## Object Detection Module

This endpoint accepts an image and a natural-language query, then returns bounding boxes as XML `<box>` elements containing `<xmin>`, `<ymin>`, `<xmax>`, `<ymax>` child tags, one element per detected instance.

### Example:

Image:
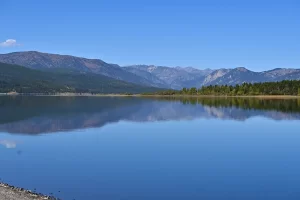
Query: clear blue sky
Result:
<box><xmin>0</xmin><ymin>0</ymin><xmax>299</xmax><ymax>71</ymax></box>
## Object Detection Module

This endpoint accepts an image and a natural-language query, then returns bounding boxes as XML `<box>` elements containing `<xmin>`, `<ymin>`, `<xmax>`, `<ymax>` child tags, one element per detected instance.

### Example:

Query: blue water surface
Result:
<box><xmin>0</xmin><ymin>96</ymin><xmax>300</xmax><ymax>200</ymax></box>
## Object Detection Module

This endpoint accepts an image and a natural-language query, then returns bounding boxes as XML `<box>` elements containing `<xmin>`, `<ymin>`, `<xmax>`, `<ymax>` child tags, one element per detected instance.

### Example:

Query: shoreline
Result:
<box><xmin>0</xmin><ymin>93</ymin><xmax>134</xmax><ymax>97</ymax></box>
<box><xmin>1</xmin><ymin>93</ymin><xmax>300</xmax><ymax>99</ymax></box>
<box><xmin>140</xmin><ymin>94</ymin><xmax>300</xmax><ymax>99</ymax></box>
<box><xmin>0</xmin><ymin>182</ymin><xmax>56</xmax><ymax>200</ymax></box>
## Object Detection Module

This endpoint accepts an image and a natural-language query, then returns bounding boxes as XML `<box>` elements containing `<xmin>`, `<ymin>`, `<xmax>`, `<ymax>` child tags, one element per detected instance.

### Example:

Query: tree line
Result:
<box><xmin>143</xmin><ymin>80</ymin><xmax>300</xmax><ymax>96</ymax></box>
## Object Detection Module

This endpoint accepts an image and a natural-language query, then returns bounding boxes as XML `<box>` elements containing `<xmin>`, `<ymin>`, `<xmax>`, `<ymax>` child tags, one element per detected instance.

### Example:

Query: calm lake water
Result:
<box><xmin>1</xmin><ymin>96</ymin><xmax>300</xmax><ymax>200</ymax></box>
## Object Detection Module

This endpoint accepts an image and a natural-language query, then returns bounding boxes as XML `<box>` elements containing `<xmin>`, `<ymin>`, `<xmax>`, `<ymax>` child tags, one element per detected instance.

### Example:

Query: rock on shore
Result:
<box><xmin>0</xmin><ymin>183</ymin><xmax>56</xmax><ymax>200</ymax></box>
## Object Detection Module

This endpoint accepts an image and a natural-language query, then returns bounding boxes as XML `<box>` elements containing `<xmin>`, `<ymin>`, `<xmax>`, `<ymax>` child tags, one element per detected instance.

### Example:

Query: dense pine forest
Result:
<box><xmin>144</xmin><ymin>80</ymin><xmax>300</xmax><ymax>96</ymax></box>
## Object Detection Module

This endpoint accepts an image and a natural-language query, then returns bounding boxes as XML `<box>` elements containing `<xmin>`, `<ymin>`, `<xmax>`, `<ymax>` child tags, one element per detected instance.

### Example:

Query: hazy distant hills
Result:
<box><xmin>124</xmin><ymin>65</ymin><xmax>300</xmax><ymax>89</ymax></box>
<box><xmin>123</xmin><ymin>65</ymin><xmax>213</xmax><ymax>89</ymax></box>
<box><xmin>203</xmin><ymin>67</ymin><xmax>300</xmax><ymax>86</ymax></box>
<box><xmin>1</xmin><ymin>51</ymin><xmax>300</xmax><ymax>90</ymax></box>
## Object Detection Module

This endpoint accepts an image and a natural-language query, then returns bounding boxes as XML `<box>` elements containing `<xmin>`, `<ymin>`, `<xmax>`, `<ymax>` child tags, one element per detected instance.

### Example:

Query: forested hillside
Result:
<box><xmin>0</xmin><ymin>62</ymin><xmax>160</xmax><ymax>94</ymax></box>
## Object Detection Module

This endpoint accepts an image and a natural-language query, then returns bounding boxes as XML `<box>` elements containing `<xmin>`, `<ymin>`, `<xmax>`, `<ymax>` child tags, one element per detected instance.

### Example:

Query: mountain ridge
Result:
<box><xmin>1</xmin><ymin>51</ymin><xmax>300</xmax><ymax>90</ymax></box>
<box><xmin>0</xmin><ymin>51</ymin><xmax>164</xmax><ymax>88</ymax></box>
<box><xmin>0</xmin><ymin>62</ymin><xmax>161</xmax><ymax>94</ymax></box>
<box><xmin>124</xmin><ymin>65</ymin><xmax>300</xmax><ymax>89</ymax></box>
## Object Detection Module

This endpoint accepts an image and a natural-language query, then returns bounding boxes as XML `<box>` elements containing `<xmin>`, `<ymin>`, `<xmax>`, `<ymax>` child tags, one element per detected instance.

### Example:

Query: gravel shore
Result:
<box><xmin>0</xmin><ymin>183</ymin><xmax>56</xmax><ymax>200</ymax></box>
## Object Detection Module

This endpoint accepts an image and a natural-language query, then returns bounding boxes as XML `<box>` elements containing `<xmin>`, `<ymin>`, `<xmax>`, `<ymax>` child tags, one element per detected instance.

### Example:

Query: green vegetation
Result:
<box><xmin>143</xmin><ymin>80</ymin><xmax>300</xmax><ymax>96</ymax></box>
<box><xmin>0</xmin><ymin>62</ymin><xmax>160</xmax><ymax>94</ymax></box>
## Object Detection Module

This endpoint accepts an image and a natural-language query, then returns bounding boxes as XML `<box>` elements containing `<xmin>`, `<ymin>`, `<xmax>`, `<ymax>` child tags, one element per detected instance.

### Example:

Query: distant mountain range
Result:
<box><xmin>123</xmin><ymin>65</ymin><xmax>213</xmax><ymax>89</ymax></box>
<box><xmin>124</xmin><ymin>65</ymin><xmax>300</xmax><ymax>89</ymax></box>
<box><xmin>1</xmin><ymin>51</ymin><xmax>300</xmax><ymax>90</ymax></box>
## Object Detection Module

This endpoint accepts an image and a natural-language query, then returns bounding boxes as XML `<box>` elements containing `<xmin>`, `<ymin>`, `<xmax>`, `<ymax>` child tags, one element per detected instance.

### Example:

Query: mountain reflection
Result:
<box><xmin>1</xmin><ymin>96</ymin><xmax>300</xmax><ymax>134</ymax></box>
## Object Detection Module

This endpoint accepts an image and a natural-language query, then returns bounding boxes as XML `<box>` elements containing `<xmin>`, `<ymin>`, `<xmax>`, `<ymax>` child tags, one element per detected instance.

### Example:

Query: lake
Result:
<box><xmin>1</xmin><ymin>96</ymin><xmax>300</xmax><ymax>200</ymax></box>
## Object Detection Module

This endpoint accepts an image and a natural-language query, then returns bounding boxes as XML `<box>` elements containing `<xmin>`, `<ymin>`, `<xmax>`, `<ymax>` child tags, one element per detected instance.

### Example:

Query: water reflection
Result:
<box><xmin>1</xmin><ymin>96</ymin><xmax>300</xmax><ymax>134</ymax></box>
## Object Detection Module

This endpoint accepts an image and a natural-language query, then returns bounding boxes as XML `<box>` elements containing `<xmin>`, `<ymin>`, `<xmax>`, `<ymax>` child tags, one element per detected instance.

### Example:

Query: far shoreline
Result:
<box><xmin>1</xmin><ymin>92</ymin><xmax>300</xmax><ymax>99</ymax></box>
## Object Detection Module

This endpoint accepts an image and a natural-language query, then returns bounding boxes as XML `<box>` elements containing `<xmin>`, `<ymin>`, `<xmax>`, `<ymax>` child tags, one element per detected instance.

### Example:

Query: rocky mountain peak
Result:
<box><xmin>235</xmin><ymin>67</ymin><xmax>249</xmax><ymax>72</ymax></box>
